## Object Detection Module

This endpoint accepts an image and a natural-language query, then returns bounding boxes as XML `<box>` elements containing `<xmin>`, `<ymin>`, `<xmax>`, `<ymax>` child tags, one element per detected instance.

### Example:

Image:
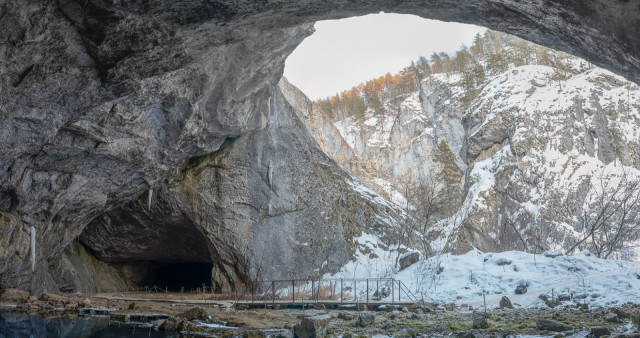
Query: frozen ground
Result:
<box><xmin>324</xmin><ymin>233</ymin><xmax>640</xmax><ymax>309</ymax></box>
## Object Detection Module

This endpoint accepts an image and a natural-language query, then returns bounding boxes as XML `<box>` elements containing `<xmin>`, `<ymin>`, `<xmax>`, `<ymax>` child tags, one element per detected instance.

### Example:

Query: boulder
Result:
<box><xmin>80</xmin><ymin>298</ymin><xmax>91</xmax><ymax>307</ymax></box>
<box><xmin>389</xmin><ymin>310</ymin><xmax>401</xmax><ymax>320</ymax></box>
<box><xmin>543</xmin><ymin>250</ymin><xmax>563</xmax><ymax>258</ymax></box>
<box><xmin>444</xmin><ymin>303</ymin><xmax>456</xmax><ymax>311</ymax></box>
<box><xmin>178</xmin><ymin>307</ymin><xmax>208</xmax><ymax>320</ymax></box>
<box><xmin>356</xmin><ymin>312</ymin><xmax>375</xmax><ymax>327</ymax></box>
<box><xmin>159</xmin><ymin>316</ymin><xmax>180</xmax><ymax>331</ymax></box>
<box><xmin>588</xmin><ymin>327</ymin><xmax>611</xmax><ymax>338</ymax></box>
<box><xmin>536</xmin><ymin>318</ymin><xmax>570</xmax><ymax>332</ymax></box>
<box><xmin>499</xmin><ymin>296</ymin><xmax>514</xmax><ymax>309</ymax></box>
<box><xmin>605</xmin><ymin>312</ymin><xmax>620</xmax><ymax>323</ymax></box>
<box><xmin>515</xmin><ymin>285</ymin><xmax>527</xmax><ymax>295</ymax></box>
<box><xmin>338</xmin><ymin>311</ymin><xmax>356</xmax><ymax>321</ymax></box>
<box><xmin>473</xmin><ymin>316</ymin><xmax>488</xmax><ymax>329</ymax></box>
<box><xmin>495</xmin><ymin>258</ymin><xmax>511</xmax><ymax>266</ymax></box>
<box><xmin>294</xmin><ymin>314</ymin><xmax>333</xmax><ymax>338</ymax></box>
<box><xmin>611</xmin><ymin>308</ymin><xmax>628</xmax><ymax>319</ymax></box>
<box><xmin>407</xmin><ymin>313</ymin><xmax>422</xmax><ymax>320</ymax></box>
<box><xmin>0</xmin><ymin>288</ymin><xmax>29</xmax><ymax>302</ymax></box>
<box><xmin>385</xmin><ymin>305</ymin><xmax>398</xmax><ymax>312</ymax></box>
<box><xmin>539</xmin><ymin>294</ymin><xmax>559</xmax><ymax>308</ymax></box>
<box><xmin>399</xmin><ymin>252</ymin><xmax>420</xmax><ymax>270</ymax></box>
<box><xmin>456</xmin><ymin>332</ymin><xmax>476</xmax><ymax>338</ymax></box>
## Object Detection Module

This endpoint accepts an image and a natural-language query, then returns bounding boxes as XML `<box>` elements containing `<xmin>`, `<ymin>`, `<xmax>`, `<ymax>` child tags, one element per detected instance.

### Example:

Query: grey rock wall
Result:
<box><xmin>2</xmin><ymin>0</ymin><xmax>640</xmax><ymax>291</ymax></box>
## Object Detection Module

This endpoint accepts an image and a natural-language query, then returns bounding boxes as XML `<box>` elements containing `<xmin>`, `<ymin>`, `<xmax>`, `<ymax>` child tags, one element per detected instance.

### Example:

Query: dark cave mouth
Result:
<box><xmin>134</xmin><ymin>261</ymin><xmax>213</xmax><ymax>292</ymax></box>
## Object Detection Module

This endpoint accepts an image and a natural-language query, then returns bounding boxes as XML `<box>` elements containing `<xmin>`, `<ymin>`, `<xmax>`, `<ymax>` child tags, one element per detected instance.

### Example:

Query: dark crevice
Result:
<box><xmin>13</xmin><ymin>64</ymin><xmax>34</xmax><ymax>87</ymax></box>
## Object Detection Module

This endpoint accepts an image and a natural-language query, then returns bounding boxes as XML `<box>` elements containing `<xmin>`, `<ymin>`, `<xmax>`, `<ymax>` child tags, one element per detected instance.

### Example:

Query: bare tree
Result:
<box><xmin>563</xmin><ymin>163</ymin><xmax>640</xmax><ymax>259</ymax></box>
<box><xmin>397</xmin><ymin>174</ymin><xmax>443</xmax><ymax>259</ymax></box>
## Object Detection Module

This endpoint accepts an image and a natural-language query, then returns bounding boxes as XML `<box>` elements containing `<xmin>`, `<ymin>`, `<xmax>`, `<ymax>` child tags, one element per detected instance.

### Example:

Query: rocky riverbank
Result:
<box><xmin>2</xmin><ymin>289</ymin><xmax>640</xmax><ymax>337</ymax></box>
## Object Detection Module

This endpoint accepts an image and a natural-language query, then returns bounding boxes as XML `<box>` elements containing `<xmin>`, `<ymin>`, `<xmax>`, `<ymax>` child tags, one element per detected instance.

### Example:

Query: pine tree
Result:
<box><xmin>434</xmin><ymin>140</ymin><xmax>463</xmax><ymax>216</ymax></box>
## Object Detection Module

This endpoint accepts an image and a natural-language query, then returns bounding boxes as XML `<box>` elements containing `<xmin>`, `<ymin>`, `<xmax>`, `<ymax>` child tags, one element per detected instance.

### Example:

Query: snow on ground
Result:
<box><xmin>325</xmin><ymin>233</ymin><xmax>640</xmax><ymax>309</ymax></box>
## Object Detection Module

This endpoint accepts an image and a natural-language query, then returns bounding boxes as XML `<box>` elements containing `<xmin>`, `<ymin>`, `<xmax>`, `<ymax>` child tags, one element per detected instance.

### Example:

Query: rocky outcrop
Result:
<box><xmin>2</xmin><ymin>0</ymin><xmax>640</xmax><ymax>292</ymax></box>
<box><xmin>77</xmin><ymin>85</ymin><xmax>403</xmax><ymax>291</ymax></box>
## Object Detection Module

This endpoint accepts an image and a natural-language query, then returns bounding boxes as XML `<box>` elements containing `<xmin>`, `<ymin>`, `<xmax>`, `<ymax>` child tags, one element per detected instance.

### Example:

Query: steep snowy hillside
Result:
<box><xmin>458</xmin><ymin>64</ymin><xmax>640</xmax><ymax>259</ymax></box>
<box><xmin>285</xmin><ymin>30</ymin><xmax>640</xmax><ymax>261</ymax></box>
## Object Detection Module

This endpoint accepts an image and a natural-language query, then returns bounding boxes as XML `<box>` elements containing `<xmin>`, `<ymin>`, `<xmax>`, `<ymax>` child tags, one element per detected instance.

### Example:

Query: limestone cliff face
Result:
<box><xmin>454</xmin><ymin>64</ymin><xmax>640</xmax><ymax>256</ymax></box>
<box><xmin>2</xmin><ymin>0</ymin><xmax>640</xmax><ymax>292</ymax></box>
<box><xmin>77</xmin><ymin>85</ymin><xmax>403</xmax><ymax>292</ymax></box>
<box><xmin>295</xmin><ymin>54</ymin><xmax>640</xmax><ymax>257</ymax></box>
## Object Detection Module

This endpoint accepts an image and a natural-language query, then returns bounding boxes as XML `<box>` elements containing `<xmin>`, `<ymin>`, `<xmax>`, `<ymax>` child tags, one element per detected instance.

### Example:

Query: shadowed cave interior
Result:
<box><xmin>77</xmin><ymin>201</ymin><xmax>215</xmax><ymax>291</ymax></box>
<box><xmin>135</xmin><ymin>262</ymin><xmax>214</xmax><ymax>291</ymax></box>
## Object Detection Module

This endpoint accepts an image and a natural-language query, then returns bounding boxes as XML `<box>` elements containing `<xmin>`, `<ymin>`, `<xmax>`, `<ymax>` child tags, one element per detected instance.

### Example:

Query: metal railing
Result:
<box><xmin>237</xmin><ymin>278</ymin><xmax>418</xmax><ymax>306</ymax></box>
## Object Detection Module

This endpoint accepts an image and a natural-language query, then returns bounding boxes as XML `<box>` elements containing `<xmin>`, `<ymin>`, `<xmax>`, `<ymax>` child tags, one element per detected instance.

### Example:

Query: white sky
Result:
<box><xmin>284</xmin><ymin>13</ymin><xmax>487</xmax><ymax>100</ymax></box>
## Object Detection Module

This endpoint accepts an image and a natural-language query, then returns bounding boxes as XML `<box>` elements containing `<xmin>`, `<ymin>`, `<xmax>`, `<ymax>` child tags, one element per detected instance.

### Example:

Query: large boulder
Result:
<box><xmin>294</xmin><ymin>314</ymin><xmax>333</xmax><ymax>338</ymax></box>
<box><xmin>399</xmin><ymin>252</ymin><xmax>420</xmax><ymax>270</ymax></box>
<box><xmin>536</xmin><ymin>319</ymin><xmax>570</xmax><ymax>332</ymax></box>
<box><xmin>473</xmin><ymin>316</ymin><xmax>488</xmax><ymax>329</ymax></box>
<box><xmin>588</xmin><ymin>327</ymin><xmax>611</xmax><ymax>338</ymax></box>
<box><xmin>499</xmin><ymin>296</ymin><xmax>514</xmax><ymax>309</ymax></box>
<box><xmin>356</xmin><ymin>312</ymin><xmax>375</xmax><ymax>327</ymax></box>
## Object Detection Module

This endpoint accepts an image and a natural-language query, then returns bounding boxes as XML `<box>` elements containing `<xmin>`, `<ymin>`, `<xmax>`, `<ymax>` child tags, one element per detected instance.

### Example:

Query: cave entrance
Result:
<box><xmin>79</xmin><ymin>198</ymin><xmax>216</xmax><ymax>293</ymax></box>
<box><xmin>139</xmin><ymin>262</ymin><xmax>214</xmax><ymax>292</ymax></box>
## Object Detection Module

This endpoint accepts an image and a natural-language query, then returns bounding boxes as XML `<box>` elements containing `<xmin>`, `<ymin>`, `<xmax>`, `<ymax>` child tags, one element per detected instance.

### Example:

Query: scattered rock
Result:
<box><xmin>515</xmin><ymin>285</ymin><xmax>527</xmax><ymax>295</ymax></box>
<box><xmin>577</xmin><ymin>303</ymin><xmax>589</xmax><ymax>310</ymax></box>
<box><xmin>128</xmin><ymin>302</ymin><xmax>136</xmax><ymax>310</ymax></box>
<box><xmin>178</xmin><ymin>307</ymin><xmax>208</xmax><ymax>320</ymax></box>
<box><xmin>411</xmin><ymin>300</ymin><xmax>435</xmax><ymax>313</ymax></box>
<box><xmin>631</xmin><ymin>312</ymin><xmax>640</xmax><ymax>330</ymax></box>
<box><xmin>473</xmin><ymin>316</ymin><xmax>488</xmax><ymax>329</ymax></box>
<box><xmin>605</xmin><ymin>312</ymin><xmax>620</xmax><ymax>323</ymax></box>
<box><xmin>539</xmin><ymin>294</ymin><xmax>559</xmax><ymax>308</ymax></box>
<box><xmin>338</xmin><ymin>311</ymin><xmax>356</xmax><ymax>321</ymax></box>
<box><xmin>611</xmin><ymin>307</ymin><xmax>628</xmax><ymax>318</ymax></box>
<box><xmin>389</xmin><ymin>310</ymin><xmax>402</xmax><ymax>320</ymax></box>
<box><xmin>401</xmin><ymin>307</ymin><xmax>409</xmax><ymax>313</ymax></box>
<box><xmin>407</xmin><ymin>313</ymin><xmax>422</xmax><ymax>320</ymax></box>
<box><xmin>27</xmin><ymin>296</ymin><xmax>37</xmax><ymax>303</ymax></box>
<box><xmin>587</xmin><ymin>327</ymin><xmax>611</xmax><ymax>338</ymax></box>
<box><xmin>543</xmin><ymin>250</ymin><xmax>563</xmax><ymax>258</ymax></box>
<box><xmin>456</xmin><ymin>332</ymin><xmax>476</xmax><ymax>338</ymax></box>
<box><xmin>385</xmin><ymin>305</ymin><xmax>398</xmax><ymax>312</ymax></box>
<box><xmin>536</xmin><ymin>318</ymin><xmax>570</xmax><ymax>332</ymax></box>
<box><xmin>294</xmin><ymin>314</ymin><xmax>333</xmax><ymax>338</ymax></box>
<box><xmin>399</xmin><ymin>252</ymin><xmax>420</xmax><ymax>270</ymax></box>
<box><xmin>499</xmin><ymin>296</ymin><xmax>514</xmax><ymax>309</ymax></box>
<box><xmin>159</xmin><ymin>316</ymin><xmax>180</xmax><ymax>331</ymax></box>
<box><xmin>356</xmin><ymin>312</ymin><xmax>375</xmax><ymax>327</ymax></box>
<box><xmin>496</xmin><ymin>258</ymin><xmax>512</xmax><ymax>266</ymax></box>
<box><xmin>0</xmin><ymin>288</ymin><xmax>29</xmax><ymax>302</ymax></box>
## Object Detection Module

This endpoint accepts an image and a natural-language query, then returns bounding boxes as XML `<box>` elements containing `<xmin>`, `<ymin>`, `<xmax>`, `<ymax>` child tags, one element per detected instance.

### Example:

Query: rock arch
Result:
<box><xmin>1</xmin><ymin>0</ymin><xmax>639</xmax><ymax>291</ymax></box>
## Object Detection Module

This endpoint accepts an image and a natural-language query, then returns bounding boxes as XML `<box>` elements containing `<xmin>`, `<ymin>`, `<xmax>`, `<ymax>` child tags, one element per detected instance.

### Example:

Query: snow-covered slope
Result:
<box><xmin>457</xmin><ymin>63</ymin><xmax>640</xmax><ymax>258</ymax></box>
<box><xmin>325</xmin><ymin>233</ymin><xmax>640</xmax><ymax>309</ymax></box>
